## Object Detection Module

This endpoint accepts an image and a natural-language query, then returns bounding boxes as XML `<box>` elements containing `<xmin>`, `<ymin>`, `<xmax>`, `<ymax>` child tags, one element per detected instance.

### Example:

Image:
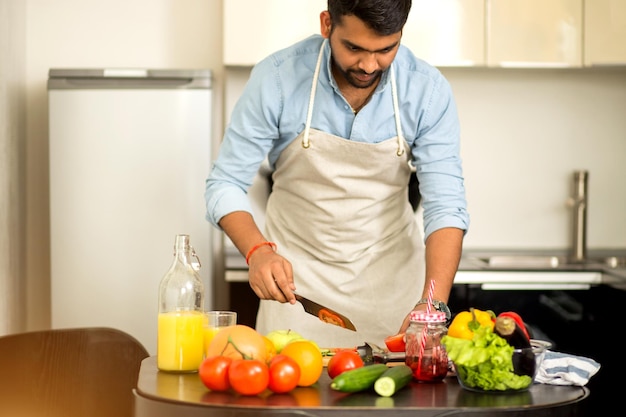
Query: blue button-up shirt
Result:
<box><xmin>205</xmin><ymin>35</ymin><xmax>469</xmax><ymax>240</ymax></box>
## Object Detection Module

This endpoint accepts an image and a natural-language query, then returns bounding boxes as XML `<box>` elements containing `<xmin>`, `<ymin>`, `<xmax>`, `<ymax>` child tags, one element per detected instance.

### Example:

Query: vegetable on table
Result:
<box><xmin>373</xmin><ymin>365</ymin><xmax>413</xmax><ymax>397</ymax></box>
<box><xmin>448</xmin><ymin>308</ymin><xmax>495</xmax><ymax>340</ymax></box>
<box><xmin>384</xmin><ymin>333</ymin><xmax>406</xmax><ymax>352</ymax></box>
<box><xmin>498</xmin><ymin>311</ymin><xmax>531</xmax><ymax>339</ymax></box>
<box><xmin>327</xmin><ymin>349</ymin><xmax>364</xmax><ymax>379</ymax></box>
<box><xmin>198</xmin><ymin>355</ymin><xmax>232</xmax><ymax>392</ymax></box>
<box><xmin>494</xmin><ymin>316</ymin><xmax>531</xmax><ymax>349</ymax></box>
<box><xmin>228</xmin><ymin>359</ymin><xmax>270</xmax><ymax>396</ymax></box>
<box><xmin>330</xmin><ymin>364</ymin><xmax>389</xmax><ymax>393</ymax></box>
<box><xmin>442</xmin><ymin>325</ymin><xmax>532</xmax><ymax>391</ymax></box>
<box><xmin>267</xmin><ymin>354</ymin><xmax>301</xmax><ymax>394</ymax></box>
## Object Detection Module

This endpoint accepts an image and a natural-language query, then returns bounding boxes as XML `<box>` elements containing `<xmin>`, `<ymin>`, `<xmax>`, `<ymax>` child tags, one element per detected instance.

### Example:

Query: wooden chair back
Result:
<box><xmin>0</xmin><ymin>327</ymin><xmax>149</xmax><ymax>417</ymax></box>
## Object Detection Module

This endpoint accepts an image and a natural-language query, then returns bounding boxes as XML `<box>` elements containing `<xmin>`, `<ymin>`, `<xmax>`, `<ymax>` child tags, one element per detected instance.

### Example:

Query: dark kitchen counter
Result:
<box><xmin>134</xmin><ymin>356</ymin><xmax>589</xmax><ymax>417</ymax></box>
<box><xmin>458</xmin><ymin>248</ymin><xmax>626</xmax><ymax>290</ymax></box>
<box><xmin>225</xmin><ymin>246</ymin><xmax>626</xmax><ymax>289</ymax></box>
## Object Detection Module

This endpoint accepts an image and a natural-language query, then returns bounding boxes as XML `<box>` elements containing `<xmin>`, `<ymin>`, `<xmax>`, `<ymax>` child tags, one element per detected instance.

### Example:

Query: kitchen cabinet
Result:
<box><xmin>224</xmin><ymin>0</ymin><xmax>626</xmax><ymax>69</ymax></box>
<box><xmin>402</xmin><ymin>0</ymin><xmax>485</xmax><ymax>67</ymax></box>
<box><xmin>584</xmin><ymin>0</ymin><xmax>626</xmax><ymax>66</ymax></box>
<box><xmin>223</xmin><ymin>0</ymin><xmax>326</xmax><ymax>66</ymax></box>
<box><xmin>487</xmin><ymin>0</ymin><xmax>583</xmax><ymax>67</ymax></box>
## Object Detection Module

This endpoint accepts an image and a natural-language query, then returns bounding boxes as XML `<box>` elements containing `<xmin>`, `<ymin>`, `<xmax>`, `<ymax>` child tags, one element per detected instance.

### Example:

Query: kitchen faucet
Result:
<box><xmin>568</xmin><ymin>170</ymin><xmax>588</xmax><ymax>263</ymax></box>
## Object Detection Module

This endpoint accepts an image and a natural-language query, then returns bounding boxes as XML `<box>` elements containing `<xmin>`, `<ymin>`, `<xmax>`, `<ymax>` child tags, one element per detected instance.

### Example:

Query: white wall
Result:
<box><xmin>443</xmin><ymin>68</ymin><xmax>626</xmax><ymax>250</ymax></box>
<box><xmin>0</xmin><ymin>0</ymin><xmax>26</xmax><ymax>335</ymax></box>
<box><xmin>224</xmin><ymin>67</ymin><xmax>626</xmax><ymax>251</ymax></box>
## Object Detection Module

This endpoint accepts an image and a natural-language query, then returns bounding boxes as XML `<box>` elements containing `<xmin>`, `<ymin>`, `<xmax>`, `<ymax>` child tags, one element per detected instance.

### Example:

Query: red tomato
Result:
<box><xmin>198</xmin><ymin>356</ymin><xmax>232</xmax><ymax>392</ymax></box>
<box><xmin>228</xmin><ymin>359</ymin><xmax>269</xmax><ymax>396</ymax></box>
<box><xmin>327</xmin><ymin>349</ymin><xmax>364</xmax><ymax>379</ymax></box>
<box><xmin>384</xmin><ymin>333</ymin><xmax>406</xmax><ymax>352</ymax></box>
<box><xmin>268</xmin><ymin>354</ymin><xmax>301</xmax><ymax>394</ymax></box>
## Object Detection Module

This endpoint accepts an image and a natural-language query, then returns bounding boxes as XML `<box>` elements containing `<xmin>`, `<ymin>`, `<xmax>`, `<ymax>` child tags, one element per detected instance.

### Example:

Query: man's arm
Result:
<box><xmin>398</xmin><ymin>226</ymin><xmax>464</xmax><ymax>333</ymax></box>
<box><xmin>422</xmin><ymin>226</ymin><xmax>464</xmax><ymax>304</ymax></box>
<box><xmin>219</xmin><ymin>211</ymin><xmax>296</xmax><ymax>304</ymax></box>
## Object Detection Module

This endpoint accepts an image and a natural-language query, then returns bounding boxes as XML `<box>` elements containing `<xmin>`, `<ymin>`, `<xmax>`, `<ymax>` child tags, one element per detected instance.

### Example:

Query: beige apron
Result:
<box><xmin>256</xmin><ymin>41</ymin><xmax>425</xmax><ymax>348</ymax></box>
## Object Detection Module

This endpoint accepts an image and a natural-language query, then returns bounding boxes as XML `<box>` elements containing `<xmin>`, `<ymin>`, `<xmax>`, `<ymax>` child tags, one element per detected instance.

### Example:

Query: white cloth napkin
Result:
<box><xmin>535</xmin><ymin>350</ymin><xmax>601</xmax><ymax>386</ymax></box>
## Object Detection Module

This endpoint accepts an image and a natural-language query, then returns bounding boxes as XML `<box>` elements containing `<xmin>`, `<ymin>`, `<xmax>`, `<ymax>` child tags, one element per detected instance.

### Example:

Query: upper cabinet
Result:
<box><xmin>224</xmin><ymin>0</ymin><xmax>625</xmax><ymax>69</ymax></box>
<box><xmin>487</xmin><ymin>0</ymin><xmax>583</xmax><ymax>67</ymax></box>
<box><xmin>584</xmin><ymin>0</ymin><xmax>626</xmax><ymax>66</ymax></box>
<box><xmin>223</xmin><ymin>0</ymin><xmax>327</xmax><ymax>66</ymax></box>
<box><xmin>402</xmin><ymin>0</ymin><xmax>485</xmax><ymax>67</ymax></box>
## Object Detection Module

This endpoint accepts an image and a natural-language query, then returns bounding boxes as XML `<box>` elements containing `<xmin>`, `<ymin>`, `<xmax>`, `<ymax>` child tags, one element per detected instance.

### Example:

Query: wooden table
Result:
<box><xmin>134</xmin><ymin>356</ymin><xmax>588</xmax><ymax>417</ymax></box>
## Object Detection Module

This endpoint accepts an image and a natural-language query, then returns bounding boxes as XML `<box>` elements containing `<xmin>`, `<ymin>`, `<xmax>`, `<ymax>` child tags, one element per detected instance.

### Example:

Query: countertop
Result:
<box><xmin>134</xmin><ymin>356</ymin><xmax>589</xmax><ymax>417</ymax></box>
<box><xmin>225</xmin><ymin>246</ymin><xmax>626</xmax><ymax>290</ymax></box>
<box><xmin>458</xmin><ymin>248</ymin><xmax>626</xmax><ymax>290</ymax></box>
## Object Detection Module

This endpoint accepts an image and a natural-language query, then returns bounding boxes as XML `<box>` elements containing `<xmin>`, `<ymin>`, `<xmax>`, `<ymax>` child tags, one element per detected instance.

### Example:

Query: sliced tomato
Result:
<box><xmin>318</xmin><ymin>309</ymin><xmax>345</xmax><ymax>328</ymax></box>
<box><xmin>384</xmin><ymin>333</ymin><xmax>406</xmax><ymax>352</ymax></box>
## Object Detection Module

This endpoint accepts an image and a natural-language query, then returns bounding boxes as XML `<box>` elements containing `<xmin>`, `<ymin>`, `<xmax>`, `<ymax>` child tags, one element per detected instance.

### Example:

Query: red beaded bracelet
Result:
<box><xmin>245</xmin><ymin>241</ymin><xmax>277</xmax><ymax>265</ymax></box>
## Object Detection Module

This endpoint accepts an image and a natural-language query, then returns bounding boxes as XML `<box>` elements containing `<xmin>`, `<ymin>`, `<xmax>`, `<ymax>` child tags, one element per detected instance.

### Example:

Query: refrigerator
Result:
<box><xmin>48</xmin><ymin>68</ymin><xmax>213</xmax><ymax>355</ymax></box>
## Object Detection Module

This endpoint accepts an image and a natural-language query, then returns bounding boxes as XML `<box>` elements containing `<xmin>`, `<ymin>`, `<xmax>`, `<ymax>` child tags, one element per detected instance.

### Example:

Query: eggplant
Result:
<box><xmin>495</xmin><ymin>316</ymin><xmax>535</xmax><ymax>378</ymax></box>
<box><xmin>512</xmin><ymin>347</ymin><xmax>536</xmax><ymax>378</ymax></box>
<box><xmin>494</xmin><ymin>316</ymin><xmax>532</xmax><ymax>349</ymax></box>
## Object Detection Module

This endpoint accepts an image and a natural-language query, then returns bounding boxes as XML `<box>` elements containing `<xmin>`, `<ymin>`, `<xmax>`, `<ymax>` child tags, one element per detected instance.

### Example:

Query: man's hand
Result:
<box><xmin>248</xmin><ymin>248</ymin><xmax>296</xmax><ymax>304</ymax></box>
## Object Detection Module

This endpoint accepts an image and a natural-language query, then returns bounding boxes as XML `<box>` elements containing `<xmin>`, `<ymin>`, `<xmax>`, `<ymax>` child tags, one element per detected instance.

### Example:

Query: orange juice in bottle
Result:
<box><xmin>158</xmin><ymin>311</ymin><xmax>204</xmax><ymax>371</ymax></box>
<box><xmin>157</xmin><ymin>234</ymin><xmax>204</xmax><ymax>372</ymax></box>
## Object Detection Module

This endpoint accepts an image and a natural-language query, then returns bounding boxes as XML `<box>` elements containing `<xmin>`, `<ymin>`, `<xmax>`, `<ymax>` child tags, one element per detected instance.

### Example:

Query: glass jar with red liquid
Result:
<box><xmin>405</xmin><ymin>311</ymin><xmax>449</xmax><ymax>382</ymax></box>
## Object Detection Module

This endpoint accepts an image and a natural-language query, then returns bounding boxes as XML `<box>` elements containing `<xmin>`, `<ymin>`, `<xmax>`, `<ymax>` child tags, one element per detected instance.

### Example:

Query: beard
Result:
<box><xmin>334</xmin><ymin>61</ymin><xmax>382</xmax><ymax>89</ymax></box>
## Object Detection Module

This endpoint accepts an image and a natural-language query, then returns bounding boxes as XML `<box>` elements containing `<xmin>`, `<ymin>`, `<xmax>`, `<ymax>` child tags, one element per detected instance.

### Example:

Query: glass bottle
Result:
<box><xmin>157</xmin><ymin>234</ymin><xmax>204</xmax><ymax>372</ymax></box>
<box><xmin>405</xmin><ymin>311</ymin><xmax>449</xmax><ymax>382</ymax></box>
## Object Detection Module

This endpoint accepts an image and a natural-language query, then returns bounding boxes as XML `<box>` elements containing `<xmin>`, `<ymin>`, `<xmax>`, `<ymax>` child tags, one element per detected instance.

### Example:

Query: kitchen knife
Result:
<box><xmin>294</xmin><ymin>293</ymin><xmax>357</xmax><ymax>331</ymax></box>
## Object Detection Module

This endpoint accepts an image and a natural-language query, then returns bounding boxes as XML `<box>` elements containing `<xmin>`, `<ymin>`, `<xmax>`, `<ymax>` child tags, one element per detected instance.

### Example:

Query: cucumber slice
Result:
<box><xmin>374</xmin><ymin>365</ymin><xmax>413</xmax><ymax>397</ymax></box>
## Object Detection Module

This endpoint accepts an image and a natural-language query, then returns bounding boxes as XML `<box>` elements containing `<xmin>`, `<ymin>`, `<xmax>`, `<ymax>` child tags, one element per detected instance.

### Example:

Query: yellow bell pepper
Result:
<box><xmin>448</xmin><ymin>308</ymin><xmax>495</xmax><ymax>340</ymax></box>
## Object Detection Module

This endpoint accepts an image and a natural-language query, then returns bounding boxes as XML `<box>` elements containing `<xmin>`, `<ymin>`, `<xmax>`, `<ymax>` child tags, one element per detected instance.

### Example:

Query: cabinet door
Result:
<box><xmin>487</xmin><ymin>0</ymin><xmax>582</xmax><ymax>67</ymax></box>
<box><xmin>584</xmin><ymin>0</ymin><xmax>626</xmax><ymax>66</ymax></box>
<box><xmin>402</xmin><ymin>0</ymin><xmax>485</xmax><ymax>66</ymax></box>
<box><xmin>224</xmin><ymin>0</ymin><xmax>327</xmax><ymax>66</ymax></box>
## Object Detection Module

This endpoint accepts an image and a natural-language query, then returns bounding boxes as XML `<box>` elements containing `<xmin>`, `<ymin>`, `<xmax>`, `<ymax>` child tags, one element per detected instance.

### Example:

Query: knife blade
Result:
<box><xmin>294</xmin><ymin>293</ymin><xmax>357</xmax><ymax>331</ymax></box>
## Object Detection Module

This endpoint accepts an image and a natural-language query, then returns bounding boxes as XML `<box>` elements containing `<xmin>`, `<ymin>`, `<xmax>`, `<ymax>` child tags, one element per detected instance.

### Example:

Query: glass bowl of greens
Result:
<box><xmin>449</xmin><ymin>338</ymin><xmax>552</xmax><ymax>393</ymax></box>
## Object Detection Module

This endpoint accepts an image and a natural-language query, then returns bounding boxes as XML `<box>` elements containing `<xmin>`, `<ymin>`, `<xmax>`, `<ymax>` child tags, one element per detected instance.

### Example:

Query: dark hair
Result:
<box><xmin>327</xmin><ymin>0</ymin><xmax>412</xmax><ymax>35</ymax></box>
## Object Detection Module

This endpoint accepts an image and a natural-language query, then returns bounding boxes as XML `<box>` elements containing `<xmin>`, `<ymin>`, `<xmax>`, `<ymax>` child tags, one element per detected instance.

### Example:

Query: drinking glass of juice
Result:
<box><xmin>203</xmin><ymin>311</ymin><xmax>237</xmax><ymax>356</ymax></box>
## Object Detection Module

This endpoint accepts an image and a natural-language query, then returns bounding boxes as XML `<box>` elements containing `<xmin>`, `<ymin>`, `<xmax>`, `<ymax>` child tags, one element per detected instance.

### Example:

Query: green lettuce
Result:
<box><xmin>442</xmin><ymin>325</ymin><xmax>532</xmax><ymax>391</ymax></box>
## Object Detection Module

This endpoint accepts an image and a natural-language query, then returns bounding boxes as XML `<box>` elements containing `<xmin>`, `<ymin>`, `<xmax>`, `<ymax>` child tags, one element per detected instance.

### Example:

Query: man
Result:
<box><xmin>205</xmin><ymin>0</ymin><xmax>469</xmax><ymax>347</ymax></box>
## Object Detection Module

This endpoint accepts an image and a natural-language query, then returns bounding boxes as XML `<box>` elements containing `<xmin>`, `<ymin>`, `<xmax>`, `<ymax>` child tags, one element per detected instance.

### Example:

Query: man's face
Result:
<box><xmin>322</xmin><ymin>13</ymin><xmax>402</xmax><ymax>89</ymax></box>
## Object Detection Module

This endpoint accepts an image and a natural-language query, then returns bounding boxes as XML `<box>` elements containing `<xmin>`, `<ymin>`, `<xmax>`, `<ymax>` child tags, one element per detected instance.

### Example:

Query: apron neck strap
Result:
<box><xmin>303</xmin><ymin>39</ymin><xmax>405</xmax><ymax>157</ymax></box>
<box><xmin>302</xmin><ymin>40</ymin><xmax>326</xmax><ymax>149</ymax></box>
<box><xmin>390</xmin><ymin>65</ymin><xmax>405</xmax><ymax>156</ymax></box>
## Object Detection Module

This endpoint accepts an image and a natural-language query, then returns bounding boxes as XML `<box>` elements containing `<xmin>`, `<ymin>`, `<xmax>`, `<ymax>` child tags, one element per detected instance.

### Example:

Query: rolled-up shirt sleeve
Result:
<box><xmin>409</xmin><ymin>73</ymin><xmax>469</xmax><ymax>240</ymax></box>
<box><xmin>204</xmin><ymin>58</ymin><xmax>282</xmax><ymax>228</ymax></box>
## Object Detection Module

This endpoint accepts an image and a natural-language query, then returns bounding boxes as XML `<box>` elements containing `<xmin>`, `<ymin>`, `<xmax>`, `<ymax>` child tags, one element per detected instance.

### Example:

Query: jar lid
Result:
<box><xmin>410</xmin><ymin>311</ymin><xmax>447</xmax><ymax>323</ymax></box>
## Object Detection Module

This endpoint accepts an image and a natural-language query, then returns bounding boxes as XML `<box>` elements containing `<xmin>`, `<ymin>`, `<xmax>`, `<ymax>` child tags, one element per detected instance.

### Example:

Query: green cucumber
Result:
<box><xmin>374</xmin><ymin>365</ymin><xmax>413</xmax><ymax>397</ymax></box>
<box><xmin>330</xmin><ymin>364</ymin><xmax>389</xmax><ymax>393</ymax></box>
